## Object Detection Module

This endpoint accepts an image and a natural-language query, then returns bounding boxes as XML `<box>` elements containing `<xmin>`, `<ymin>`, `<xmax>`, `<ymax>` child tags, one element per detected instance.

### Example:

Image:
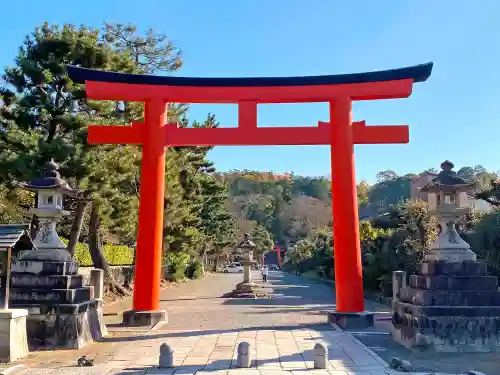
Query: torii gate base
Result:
<box><xmin>68</xmin><ymin>62</ymin><xmax>432</xmax><ymax>329</ymax></box>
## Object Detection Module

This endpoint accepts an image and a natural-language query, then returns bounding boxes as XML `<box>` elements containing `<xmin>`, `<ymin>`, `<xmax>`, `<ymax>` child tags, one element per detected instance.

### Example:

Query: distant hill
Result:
<box><xmin>223</xmin><ymin>164</ymin><xmax>497</xmax><ymax>250</ymax></box>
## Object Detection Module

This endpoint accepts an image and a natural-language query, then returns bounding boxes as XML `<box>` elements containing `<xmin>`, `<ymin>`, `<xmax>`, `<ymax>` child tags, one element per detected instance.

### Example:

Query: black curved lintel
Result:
<box><xmin>67</xmin><ymin>62</ymin><xmax>433</xmax><ymax>87</ymax></box>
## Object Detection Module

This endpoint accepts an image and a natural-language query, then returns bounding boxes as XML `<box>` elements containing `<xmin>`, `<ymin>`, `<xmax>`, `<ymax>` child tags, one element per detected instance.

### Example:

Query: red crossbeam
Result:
<box><xmin>87</xmin><ymin>121</ymin><xmax>408</xmax><ymax>146</ymax></box>
<box><xmin>84</xmin><ymin>79</ymin><xmax>413</xmax><ymax>103</ymax></box>
<box><xmin>88</xmin><ymin>122</ymin><xmax>143</xmax><ymax>144</ymax></box>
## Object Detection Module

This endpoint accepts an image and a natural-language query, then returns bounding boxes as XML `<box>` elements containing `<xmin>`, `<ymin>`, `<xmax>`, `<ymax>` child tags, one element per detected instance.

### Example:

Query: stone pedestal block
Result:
<box><xmin>89</xmin><ymin>269</ymin><xmax>104</xmax><ymax>300</ymax></box>
<box><xmin>122</xmin><ymin>310</ymin><xmax>167</xmax><ymax>327</ymax></box>
<box><xmin>9</xmin><ymin>260</ymin><xmax>107</xmax><ymax>349</ymax></box>
<box><xmin>392</xmin><ymin>270</ymin><xmax>407</xmax><ymax>303</ymax></box>
<box><xmin>11</xmin><ymin>260</ymin><xmax>77</xmax><ymax>276</ymax></box>
<box><xmin>0</xmin><ymin>309</ymin><xmax>29</xmax><ymax>362</ymax></box>
<box><xmin>23</xmin><ymin>300</ymin><xmax>108</xmax><ymax>349</ymax></box>
<box><xmin>392</xmin><ymin>260</ymin><xmax>500</xmax><ymax>352</ymax></box>
<box><xmin>328</xmin><ymin>311</ymin><xmax>374</xmax><ymax>329</ymax></box>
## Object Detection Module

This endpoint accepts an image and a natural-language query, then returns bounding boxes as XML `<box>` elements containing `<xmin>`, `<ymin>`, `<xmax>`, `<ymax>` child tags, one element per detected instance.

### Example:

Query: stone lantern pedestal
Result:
<box><xmin>9</xmin><ymin>160</ymin><xmax>107</xmax><ymax>349</ymax></box>
<box><xmin>392</xmin><ymin>161</ymin><xmax>500</xmax><ymax>352</ymax></box>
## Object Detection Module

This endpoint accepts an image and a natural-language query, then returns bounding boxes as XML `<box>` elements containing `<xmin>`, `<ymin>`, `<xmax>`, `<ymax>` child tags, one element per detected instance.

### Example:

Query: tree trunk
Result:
<box><xmin>67</xmin><ymin>200</ymin><xmax>87</xmax><ymax>255</ymax></box>
<box><xmin>200</xmin><ymin>244</ymin><xmax>207</xmax><ymax>278</ymax></box>
<box><xmin>213</xmin><ymin>256</ymin><xmax>219</xmax><ymax>272</ymax></box>
<box><xmin>89</xmin><ymin>200</ymin><xmax>130</xmax><ymax>296</ymax></box>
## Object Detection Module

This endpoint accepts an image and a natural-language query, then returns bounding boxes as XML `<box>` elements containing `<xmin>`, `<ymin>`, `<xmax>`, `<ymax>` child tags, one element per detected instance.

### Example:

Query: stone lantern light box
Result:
<box><xmin>420</xmin><ymin>160</ymin><xmax>476</xmax><ymax>262</ymax></box>
<box><xmin>423</xmin><ymin>160</ymin><xmax>474</xmax><ymax>210</ymax></box>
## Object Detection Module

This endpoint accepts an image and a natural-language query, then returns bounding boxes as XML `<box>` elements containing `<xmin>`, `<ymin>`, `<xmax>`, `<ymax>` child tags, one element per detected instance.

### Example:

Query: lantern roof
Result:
<box><xmin>421</xmin><ymin>160</ymin><xmax>474</xmax><ymax>192</ymax></box>
<box><xmin>20</xmin><ymin>159</ymin><xmax>73</xmax><ymax>193</ymax></box>
<box><xmin>238</xmin><ymin>233</ymin><xmax>256</xmax><ymax>249</ymax></box>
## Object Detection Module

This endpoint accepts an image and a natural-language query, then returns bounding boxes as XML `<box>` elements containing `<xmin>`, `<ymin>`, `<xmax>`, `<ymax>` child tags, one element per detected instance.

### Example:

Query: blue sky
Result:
<box><xmin>1</xmin><ymin>1</ymin><xmax>499</xmax><ymax>183</ymax></box>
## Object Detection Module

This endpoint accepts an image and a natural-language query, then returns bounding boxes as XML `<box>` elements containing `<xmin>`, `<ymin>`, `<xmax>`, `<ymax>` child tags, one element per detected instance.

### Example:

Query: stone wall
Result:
<box><xmin>78</xmin><ymin>265</ymin><xmax>133</xmax><ymax>287</ymax></box>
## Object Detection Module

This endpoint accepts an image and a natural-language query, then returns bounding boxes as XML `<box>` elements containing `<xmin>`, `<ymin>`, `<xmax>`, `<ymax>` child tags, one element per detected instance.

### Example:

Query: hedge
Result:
<box><xmin>61</xmin><ymin>238</ymin><xmax>134</xmax><ymax>266</ymax></box>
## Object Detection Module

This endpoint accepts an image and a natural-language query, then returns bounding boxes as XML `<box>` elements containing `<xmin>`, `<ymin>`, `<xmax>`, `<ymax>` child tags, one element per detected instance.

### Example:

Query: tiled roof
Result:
<box><xmin>0</xmin><ymin>224</ymin><xmax>30</xmax><ymax>248</ymax></box>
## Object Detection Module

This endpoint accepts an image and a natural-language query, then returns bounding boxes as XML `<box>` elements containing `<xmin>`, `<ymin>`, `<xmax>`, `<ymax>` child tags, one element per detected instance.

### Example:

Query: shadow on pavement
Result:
<box><xmin>242</xmin><ymin>308</ymin><xmax>331</xmax><ymax>316</ymax></box>
<box><xmin>160</xmin><ymin>296</ymin><xmax>223</xmax><ymax>302</ymax></box>
<box><xmin>100</xmin><ymin>323</ymin><xmax>338</xmax><ymax>343</ymax></box>
<box><xmin>112</xmin><ymin>347</ymin><xmax>361</xmax><ymax>374</ymax></box>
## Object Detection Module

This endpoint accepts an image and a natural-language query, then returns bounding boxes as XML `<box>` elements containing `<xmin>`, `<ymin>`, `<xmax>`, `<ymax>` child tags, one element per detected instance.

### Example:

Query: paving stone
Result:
<box><xmin>329</xmin><ymin>360</ymin><xmax>355</xmax><ymax>369</ymax></box>
<box><xmin>279</xmin><ymin>361</ymin><xmax>307</xmax><ymax>370</ymax></box>
<box><xmin>259</xmin><ymin>370</ymin><xmax>291</xmax><ymax>375</ymax></box>
<box><xmin>182</xmin><ymin>357</ymin><xmax>210</xmax><ymax>366</ymax></box>
<box><xmin>145</xmin><ymin>369</ymin><xmax>175</xmax><ymax>375</ymax></box>
<box><xmin>227</xmin><ymin>370</ymin><xmax>260</xmax><ymax>375</ymax></box>
<box><xmin>108</xmin><ymin>370</ymin><xmax>148</xmax><ymax>375</ymax></box>
<box><xmin>172</xmin><ymin>366</ymin><xmax>203</xmax><ymax>374</ymax></box>
<box><xmin>205</xmin><ymin>360</ymin><xmax>233</xmax><ymax>370</ymax></box>
<box><xmin>348</xmin><ymin>364</ymin><xmax>387</xmax><ymax>372</ymax></box>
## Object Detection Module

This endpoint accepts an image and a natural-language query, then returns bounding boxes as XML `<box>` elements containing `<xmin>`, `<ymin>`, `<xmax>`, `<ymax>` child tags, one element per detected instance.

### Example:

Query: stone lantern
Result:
<box><xmin>19</xmin><ymin>159</ymin><xmax>73</xmax><ymax>261</ymax></box>
<box><xmin>9</xmin><ymin>160</ymin><xmax>108</xmax><ymax>349</ymax></box>
<box><xmin>238</xmin><ymin>233</ymin><xmax>256</xmax><ymax>284</ymax></box>
<box><xmin>420</xmin><ymin>160</ymin><xmax>476</xmax><ymax>262</ymax></box>
<box><xmin>224</xmin><ymin>233</ymin><xmax>269</xmax><ymax>299</ymax></box>
<box><xmin>392</xmin><ymin>160</ymin><xmax>500</xmax><ymax>352</ymax></box>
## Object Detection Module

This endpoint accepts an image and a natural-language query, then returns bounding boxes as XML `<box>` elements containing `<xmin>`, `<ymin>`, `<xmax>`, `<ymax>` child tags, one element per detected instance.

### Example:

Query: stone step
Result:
<box><xmin>409</xmin><ymin>274</ymin><xmax>498</xmax><ymax>291</ymax></box>
<box><xmin>9</xmin><ymin>287</ymin><xmax>93</xmax><ymax>305</ymax></box>
<box><xmin>393</xmin><ymin>301</ymin><xmax>500</xmax><ymax>317</ymax></box>
<box><xmin>392</xmin><ymin>313</ymin><xmax>500</xmax><ymax>352</ymax></box>
<box><xmin>8</xmin><ymin>299</ymin><xmax>106</xmax><ymax>350</ymax></box>
<box><xmin>10</xmin><ymin>274</ymin><xmax>86</xmax><ymax>289</ymax></box>
<box><xmin>11</xmin><ymin>260</ymin><xmax>78</xmax><ymax>275</ymax></box>
<box><xmin>10</xmin><ymin>299</ymin><xmax>101</xmax><ymax>315</ymax></box>
<box><xmin>418</xmin><ymin>261</ymin><xmax>488</xmax><ymax>277</ymax></box>
<box><xmin>400</xmin><ymin>287</ymin><xmax>500</xmax><ymax>306</ymax></box>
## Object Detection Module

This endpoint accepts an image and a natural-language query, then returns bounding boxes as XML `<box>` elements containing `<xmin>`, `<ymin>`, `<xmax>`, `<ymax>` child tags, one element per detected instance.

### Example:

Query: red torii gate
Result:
<box><xmin>68</xmin><ymin>63</ymin><xmax>432</xmax><ymax>328</ymax></box>
<box><xmin>274</xmin><ymin>245</ymin><xmax>281</xmax><ymax>265</ymax></box>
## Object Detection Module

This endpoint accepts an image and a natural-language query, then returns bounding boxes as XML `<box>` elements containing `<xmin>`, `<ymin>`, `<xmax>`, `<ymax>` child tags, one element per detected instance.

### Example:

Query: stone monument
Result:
<box><xmin>392</xmin><ymin>160</ymin><xmax>500</xmax><ymax>352</ymax></box>
<box><xmin>9</xmin><ymin>159</ymin><xmax>107</xmax><ymax>349</ymax></box>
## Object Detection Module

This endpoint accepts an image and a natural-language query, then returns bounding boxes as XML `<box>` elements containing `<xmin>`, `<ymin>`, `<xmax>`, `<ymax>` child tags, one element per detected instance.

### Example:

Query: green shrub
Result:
<box><xmin>104</xmin><ymin>244</ymin><xmax>134</xmax><ymax>265</ymax></box>
<box><xmin>165</xmin><ymin>252</ymin><xmax>190</xmax><ymax>281</ymax></box>
<box><xmin>60</xmin><ymin>238</ymin><xmax>134</xmax><ymax>266</ymax></box>
<box><xmin>186</xmin><ymin>260</ymin><xmax>204</xmax><ymax>279</ymax></box>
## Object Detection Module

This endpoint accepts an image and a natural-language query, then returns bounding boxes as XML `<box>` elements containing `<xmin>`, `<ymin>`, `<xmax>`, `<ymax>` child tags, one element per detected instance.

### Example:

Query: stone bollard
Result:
<box><xmin>236</xmin><ymin>341</ymin><xmax>251</xmax><ymax>368</ymax></box>
<box><xmin>392</xmin><ymin>270</ymin><xmax>406</xmax><ymax>304</ymax></box>
<box><xmin>159</xmin><ymin>343</ymin><xmax>174</xmax><ymax>368</ymax></box>
<box><xmin>313</xmin><ymin>342</ymin><xmax>328</xmax><ymax>369</ymax></box>
<box><xmin>90</xmin><ymin>269</ymin><xmax>104</xmax><ymax>300</ymax></box>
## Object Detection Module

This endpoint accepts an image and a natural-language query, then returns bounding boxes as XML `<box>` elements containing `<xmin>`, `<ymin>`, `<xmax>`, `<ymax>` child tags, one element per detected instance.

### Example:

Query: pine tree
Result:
<box><xmin>0</xmin><ymin>23</ymin><xmax>185</xmax><ymax>294</ymax></box>
<box><xmin>250</xmin><ymin>224</ymin><xmax>274</xmax><ymax>262</ymax></box>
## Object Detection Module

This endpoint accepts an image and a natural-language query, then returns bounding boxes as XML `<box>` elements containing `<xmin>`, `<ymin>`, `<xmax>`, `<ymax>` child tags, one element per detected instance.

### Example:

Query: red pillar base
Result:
<box><xmin>327</xmin><ymin>311</ymin><xmax>374</xmax><ymax>330</ymax></box>
<box><xmin>122</xmin><ymin>309</ymin><xmax>167</xmax><ymax>328</ymax></box>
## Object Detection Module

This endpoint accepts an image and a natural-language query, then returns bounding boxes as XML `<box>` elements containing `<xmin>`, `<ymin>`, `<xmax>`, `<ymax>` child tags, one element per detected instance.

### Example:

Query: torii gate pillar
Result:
<box><xmin>328</xmin><ymin>97</ymin><xmax>372</xmax><ymax>329</ymax></box>
<box><xmin>123</xmin><ymin>100</ymin><xmax>168</xmax><ymax>327</ymax></box>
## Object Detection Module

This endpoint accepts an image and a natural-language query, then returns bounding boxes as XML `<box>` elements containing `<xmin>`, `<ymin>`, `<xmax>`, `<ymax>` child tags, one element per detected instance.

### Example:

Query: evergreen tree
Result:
<box><xmin>250</xmin><ymin>224</ymin><xmax>273</xmax><ymax>261</ymax></box>
<box><xmin>0</xmin><ymin>22</ymin><xmax>188</xmax><ymax>294</ymax></box>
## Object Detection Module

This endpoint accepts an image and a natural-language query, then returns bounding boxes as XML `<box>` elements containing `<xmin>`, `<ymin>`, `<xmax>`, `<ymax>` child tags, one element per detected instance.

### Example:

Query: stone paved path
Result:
<box><xmin>10</xmin><ymin>272</ymin><xmax>479</xmax><ymax>374</ymax></box>
<box><xmin>22</xmin><ymin>328</ymin><xmax>409</xmax><ymax>375</ymax></box>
